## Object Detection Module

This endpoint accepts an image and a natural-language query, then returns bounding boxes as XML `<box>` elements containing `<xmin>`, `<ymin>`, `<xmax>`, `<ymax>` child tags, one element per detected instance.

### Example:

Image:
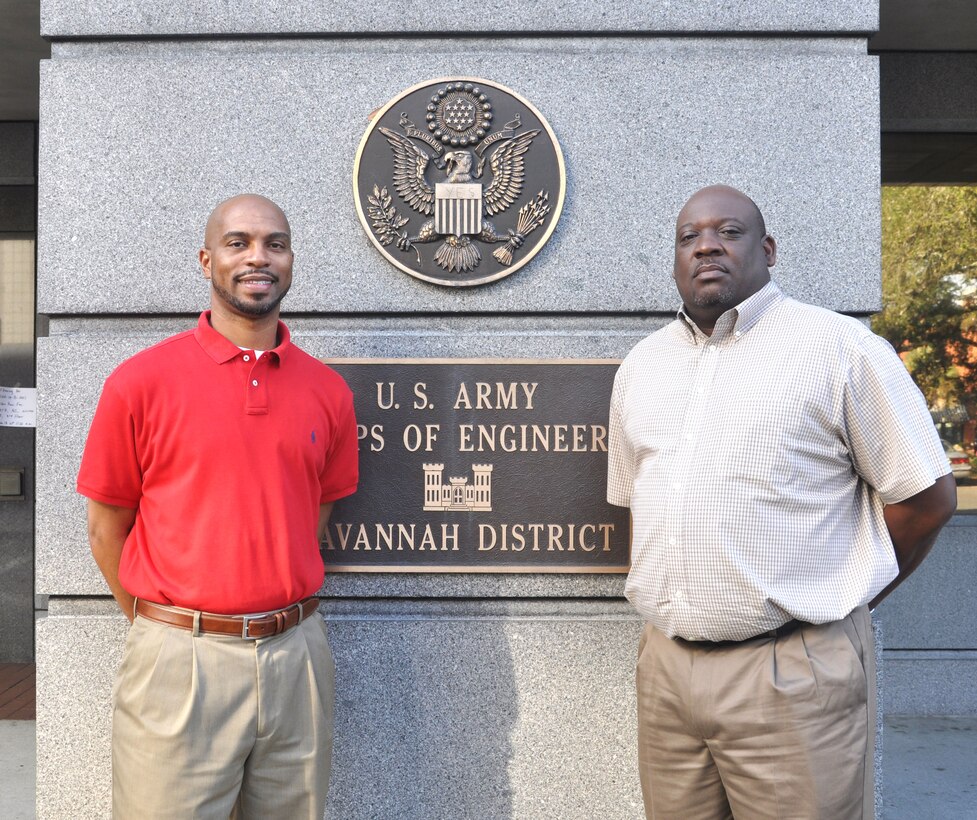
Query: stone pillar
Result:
<box><xmin>36</xmin><ymin>2</ymin><xmax>882</xmax><ymax>816</ymax></box>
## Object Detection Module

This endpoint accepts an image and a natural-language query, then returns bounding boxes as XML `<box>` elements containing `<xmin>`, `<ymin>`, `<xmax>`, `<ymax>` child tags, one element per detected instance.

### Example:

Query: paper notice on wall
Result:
<box><xmin>0</xmin><ymin>386</ymin><xmax>36</xmax><ymax>428</ymax></box>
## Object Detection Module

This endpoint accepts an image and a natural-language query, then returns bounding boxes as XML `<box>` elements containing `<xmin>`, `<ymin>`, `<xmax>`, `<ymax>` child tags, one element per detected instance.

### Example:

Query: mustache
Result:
<box><xmin>694</xmin><ymin>261</ymin><xmax>728</xmax><ymax>275</ymax></box>
<box><xmin>234</xmin><ymin>269</ymin><xmax>278</xmax><ymax>281</ymax></box>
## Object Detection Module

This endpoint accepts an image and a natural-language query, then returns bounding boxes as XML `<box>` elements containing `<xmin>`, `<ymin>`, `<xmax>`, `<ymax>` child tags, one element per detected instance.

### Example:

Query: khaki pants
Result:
<box><xmin>636</xmin><ymin>607</ymin><xmax>875</xmax><ymax>820</ymax></box>
<box><xmin>112</xmin><ymin>613</ymin><xmax>335</xmax><ymax>819</ymax></box>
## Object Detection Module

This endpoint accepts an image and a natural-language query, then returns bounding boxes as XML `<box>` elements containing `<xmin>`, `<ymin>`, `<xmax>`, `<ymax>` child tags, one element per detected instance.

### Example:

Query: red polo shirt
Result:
<box><xmin>77</xmin><ymin>312</ymin><xmax>359</xmax><ymax>613</ymax></box>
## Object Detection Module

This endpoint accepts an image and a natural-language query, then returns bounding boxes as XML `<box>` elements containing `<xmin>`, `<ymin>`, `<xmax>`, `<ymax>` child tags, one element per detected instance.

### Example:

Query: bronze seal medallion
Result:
<box><xmin>354</xmin><ymin>78</ymin><xmax>566</xmax><ymax>287</ymax></box>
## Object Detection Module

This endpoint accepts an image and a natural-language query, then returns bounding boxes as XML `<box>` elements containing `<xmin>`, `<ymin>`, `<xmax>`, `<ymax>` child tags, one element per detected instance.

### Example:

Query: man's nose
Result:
<box><xmin>245</xmin><ymin>243</ymin><xmax>269</xmax><ymax>266</ymax></box>
<box><xmin>693</xmin><ymin>231</ymin><xmax>722</xmax><ymax>256</ymax></box>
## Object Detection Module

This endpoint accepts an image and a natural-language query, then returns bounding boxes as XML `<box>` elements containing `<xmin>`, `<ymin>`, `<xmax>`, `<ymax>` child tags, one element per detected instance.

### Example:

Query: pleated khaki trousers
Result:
<box><xmin>112</xmin><ymin>612</ymin><xmax>335</xmax><ymax>819</ymax></box>
<box><xmin>636</xmin><ymin>607</ymin><xmax>875</xmax><ymax>820</ymax></box>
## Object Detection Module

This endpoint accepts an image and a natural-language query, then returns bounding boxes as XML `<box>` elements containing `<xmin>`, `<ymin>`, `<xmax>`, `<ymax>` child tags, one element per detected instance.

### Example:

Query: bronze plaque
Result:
<box><xmin>353</xmin><ymin>78</ymin><xmax>566</xmax><ymax>287</ymax></box>
<box><xmin>322</xmin><ymin>360</ymin><xmax>629</xmax><ymax>573</ymax></box>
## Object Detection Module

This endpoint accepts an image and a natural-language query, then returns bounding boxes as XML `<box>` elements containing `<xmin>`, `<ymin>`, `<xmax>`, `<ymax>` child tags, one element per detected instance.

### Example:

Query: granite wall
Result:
<box><xmin>34</xmin><ymin>2</ymin><xmax>913</xmax><ymax>817</ymax></box>
<box><xmin>875</xmin><ymin>517</ymin><xmax>977</xmax><ymax>716</ymax></box>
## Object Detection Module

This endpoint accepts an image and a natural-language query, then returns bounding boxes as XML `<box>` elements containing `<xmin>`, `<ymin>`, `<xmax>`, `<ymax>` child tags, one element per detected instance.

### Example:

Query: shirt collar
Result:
<box><xmin>678</xmin><ymin>281</ymin><xmax>784</xmax><ymax>343</ymax></box>
<box><xmin>193</xmin><ymin>310</ymin><xmax>292</xmax><ymax>364</ymax></box>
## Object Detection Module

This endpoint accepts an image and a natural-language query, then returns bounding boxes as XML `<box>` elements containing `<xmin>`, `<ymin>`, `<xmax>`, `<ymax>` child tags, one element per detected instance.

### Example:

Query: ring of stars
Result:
<box><xmin>426</xmin><ymin>82</ymin><xmax>494</xmax><ymax>147</ymax></box>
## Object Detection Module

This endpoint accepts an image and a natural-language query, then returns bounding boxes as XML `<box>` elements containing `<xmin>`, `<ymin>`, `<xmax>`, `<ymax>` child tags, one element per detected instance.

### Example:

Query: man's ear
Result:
<box><xmin>763</xmin><ymin>234</ymin><xmax>777</xmax><ymax>268</ymax></box>
<box><xmin>199</xmin><ymin>248</ymin><xmax>212</xmax><ymax>280</ymax></box>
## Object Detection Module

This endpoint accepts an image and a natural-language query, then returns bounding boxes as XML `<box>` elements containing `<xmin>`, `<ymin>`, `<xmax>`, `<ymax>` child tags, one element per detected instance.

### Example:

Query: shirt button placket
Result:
<box><xmin>676</xmin><ymin>343</ymin><xmax>721</xmax><ymax>621</ymax></box>
<box><xmin>666</xmin><ymin>344</ymin><xmax>709</xmax><ymax>612</ymax></box>
<box><xmin>246</xmin><ymin>358</ymin><xmax>269</xmax><ymax>414</ymax></box>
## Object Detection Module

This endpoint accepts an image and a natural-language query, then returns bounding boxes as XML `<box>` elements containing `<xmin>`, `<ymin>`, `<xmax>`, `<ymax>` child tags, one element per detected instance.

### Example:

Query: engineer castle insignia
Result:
<box><xmin>354</xmin><ymin>78</ymin><xmax>566</xmax><ymax>287</ymax></box>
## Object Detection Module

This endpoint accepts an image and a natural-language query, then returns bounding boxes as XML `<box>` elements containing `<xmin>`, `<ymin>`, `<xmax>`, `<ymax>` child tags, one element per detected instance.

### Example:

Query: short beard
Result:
<box><xmin>211</xmin><ymin>279</ymin><xmax>288</xmax><ymax>317</ymax></box>
<box><xmin>692</xmin><ymin>283</ymin><xmax>736</xmax><ymax>309</ymax></box>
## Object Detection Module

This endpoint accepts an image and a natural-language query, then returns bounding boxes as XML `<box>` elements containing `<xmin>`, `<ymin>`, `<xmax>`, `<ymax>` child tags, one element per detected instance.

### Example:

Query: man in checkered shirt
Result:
<box><xmin>607</xmin><ymin>184</ymin><xmax>956</xmax><ymax>819</ymax></box>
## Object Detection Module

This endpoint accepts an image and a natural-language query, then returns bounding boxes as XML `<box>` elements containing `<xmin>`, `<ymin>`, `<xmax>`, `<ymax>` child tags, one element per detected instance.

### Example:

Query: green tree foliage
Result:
<box><xmin>873</xmin><ymin>186</ymin><xmax>977</xmax><ymax>408</ymax></box>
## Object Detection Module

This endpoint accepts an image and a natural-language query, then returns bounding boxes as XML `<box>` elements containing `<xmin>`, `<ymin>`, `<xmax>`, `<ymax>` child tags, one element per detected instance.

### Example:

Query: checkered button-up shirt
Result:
<box><xmin>607</xmin><ymin>282</ymin><xmax>948</xmax><ymax>641</ymax></box>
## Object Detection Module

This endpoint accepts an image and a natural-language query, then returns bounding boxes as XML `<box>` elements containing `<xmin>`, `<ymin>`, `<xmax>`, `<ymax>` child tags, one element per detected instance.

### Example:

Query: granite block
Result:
<box><xmin>40</xmin><ymin>1</ymin><xmax>878</xmax><ymax>37</ymax></box>
<box><xmin>880</xmin><ymin>53</ymin><xmax>977</xmax><ymax>132</ymax></box>
<box><xmin>882</xmin><ymin>651</ymin><xmax>977</xmax><ymax>716</ymax></box>
<box><xmin>875</xmin><ymin>517</ymin><xmax>977</xmax><ymax>650</ymax></box>
<box><xmin>35</xmin><ymin>315</ymin><xmax>661</xmax><ymax>597</ymax></box>
<box><xmin>36</xmin><ymin>603</ymin><xmax>644</xmax><ymax>820</ymax></box>
<box><xmin>327</xmin><ymin>608</ymin><xmax>643</xmax><ymax>818</ymax></box>
<box><xmin>38</xmin><ymin>599</ymin><xmax>896</xmax><ymax>818</ymax></box>
<box><xmin>37</xmin><ymin>38</ymin><xmax>880</xmax><ymax>315</ymax></box>
<box><xmin>35</xmin><ymin>615</ymin><xmax>119</xmax><ymax>819</ymax></box>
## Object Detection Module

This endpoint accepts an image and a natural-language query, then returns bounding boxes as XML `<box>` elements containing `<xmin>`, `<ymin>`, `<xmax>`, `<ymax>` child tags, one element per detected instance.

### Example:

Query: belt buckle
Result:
<box><xmin>240</xmin><ymin>613</ymin><xmax>262</xmax><ymax>640</ymax></box>
<box><xmin>241</xmin><ymin>603</ymin><xmax>300</xmax><ymax>639</ymax></box>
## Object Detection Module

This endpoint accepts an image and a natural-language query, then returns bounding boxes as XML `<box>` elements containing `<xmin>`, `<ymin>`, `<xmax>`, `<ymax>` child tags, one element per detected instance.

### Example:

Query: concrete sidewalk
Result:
<box><xmin>3</xmin><ymin>717</ymin><xmax>976</xmax><ymax>818</ymax></box>
<box><xmin>0</xmin><ymin>721</ymin><xmax>35</xmax><ymax>820</ymax></box>
<box><xmin>883</xmin><ymin>717</ymin><xmax>977</xmax><ymax>819</ymax></box>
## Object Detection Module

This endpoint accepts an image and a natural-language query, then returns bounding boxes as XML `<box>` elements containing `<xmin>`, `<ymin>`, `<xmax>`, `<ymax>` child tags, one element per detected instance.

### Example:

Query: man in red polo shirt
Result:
<box><xmin>78</xmin><ymin>193</ymin><xmax>358</xmax><ymax>819</ymax></box>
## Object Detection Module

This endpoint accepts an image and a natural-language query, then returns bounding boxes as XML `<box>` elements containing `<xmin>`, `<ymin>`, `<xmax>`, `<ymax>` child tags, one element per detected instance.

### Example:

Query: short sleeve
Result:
<box><xmin>319</xmin><ymin>393</ymin><xmax>359</xmax><ymax>503</ymax></box>
<box><xmin>606</xmin><ymin>365</ymin><xmax>634</xmax><ymax>507</ymax></box>
<box><xmin>76</xmin><ymin>377</ymin><xmax>143</xmax><ymax>508</ymax></box>
<box><xmin>842</xmin><ymin>333</ymin><xmax>949</xmax><ymax>504</ymax></box>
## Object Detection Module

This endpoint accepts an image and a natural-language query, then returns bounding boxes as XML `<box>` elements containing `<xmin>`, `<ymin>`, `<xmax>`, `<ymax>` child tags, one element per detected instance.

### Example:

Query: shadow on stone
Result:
<box><xmin>326</xmin><ymin>613</ymin><xmax>516</xmax><ymax>818</ymax></box>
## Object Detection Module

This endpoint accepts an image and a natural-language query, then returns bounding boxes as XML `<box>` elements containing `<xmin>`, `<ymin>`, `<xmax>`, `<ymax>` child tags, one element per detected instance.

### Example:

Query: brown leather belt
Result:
<box><xmin>135</xmin><ymin>597</ymin><xmax>319</xmax><ymax>640</ymax></box>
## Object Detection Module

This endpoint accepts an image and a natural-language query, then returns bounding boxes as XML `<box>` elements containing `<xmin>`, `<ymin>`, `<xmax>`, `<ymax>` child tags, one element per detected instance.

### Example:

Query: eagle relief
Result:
<box><xmin>354</xmin><ymin>78</ymin><xmax>566</xmax><ymax>287</ymax></box>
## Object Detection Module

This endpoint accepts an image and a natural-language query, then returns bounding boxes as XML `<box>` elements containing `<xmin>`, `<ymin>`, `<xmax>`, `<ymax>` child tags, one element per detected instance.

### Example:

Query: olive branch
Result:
<box><xmin>368</xmin><ymin>185</ymin><xmax>411</xmax><ymax>245</ymax></box>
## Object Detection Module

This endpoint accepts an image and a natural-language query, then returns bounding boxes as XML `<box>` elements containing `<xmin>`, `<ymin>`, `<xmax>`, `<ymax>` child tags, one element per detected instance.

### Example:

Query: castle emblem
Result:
<box><xmin>423</xmin><ymin>463</ymin><xmax>493</xmax><ymax>512</ymax></box>
<box><xmin>354</xmin><ymin>78</ymin><xmax>566</xmax><ymax>287</ymax></box>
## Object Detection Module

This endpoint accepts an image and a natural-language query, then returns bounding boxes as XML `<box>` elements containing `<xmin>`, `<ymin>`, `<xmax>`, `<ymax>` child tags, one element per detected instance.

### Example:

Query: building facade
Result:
<box><xmin>0</xmin><ymin>0</ymin><xmax>972</xmax><ymax>816</ymax></box>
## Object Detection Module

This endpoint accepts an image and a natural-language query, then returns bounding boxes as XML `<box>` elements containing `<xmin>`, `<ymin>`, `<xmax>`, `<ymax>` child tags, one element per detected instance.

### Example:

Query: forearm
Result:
<box><xmin>91</xmin><ymin>538</ymin><xmax>136</xmax><ymax>621</ymax></box>
<box><xmin>317</xmin><ymin>503</ymin><xmax>335</xmax><ymax>542</ymax></box>
<box><xmin>87</xmin><ymin>500</ymin><xmax>138</xmax><ymax>621</ymax></box>
<box><xmin>871</xmin><ymin>473</ymin><xmax>957</xmax><ymax>608</ymax></box>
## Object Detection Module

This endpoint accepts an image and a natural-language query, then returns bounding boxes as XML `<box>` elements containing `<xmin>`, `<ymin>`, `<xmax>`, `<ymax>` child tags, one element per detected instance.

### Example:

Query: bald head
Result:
<box><xmin>677</xmin><ymin>185</ymin><xmax>766</xmax><ymax>236</ymax></box>
<box><xmin>204</xmin><ymin>194</ymin><xmax>291</xmax><ymax>249</ymax></box>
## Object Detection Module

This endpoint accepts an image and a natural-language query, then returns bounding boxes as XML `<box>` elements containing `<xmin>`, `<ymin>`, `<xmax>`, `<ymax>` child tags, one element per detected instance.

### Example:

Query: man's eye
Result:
<box><xmin>679</xmin><ymin>233</ymin><xmax>696</xmax><ymax>244</ymax></box>
<box><xmin>720</xmin><ymin>229</ymin><xmax>741</xmax><ymax>238</ymax></box>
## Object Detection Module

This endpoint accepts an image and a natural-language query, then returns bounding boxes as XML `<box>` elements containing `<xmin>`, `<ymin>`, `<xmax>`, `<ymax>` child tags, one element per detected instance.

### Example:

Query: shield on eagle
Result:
<box><xmin>434</xmin><ymin>183</ymin><xmax>483</xmax><ymax>237</ymax></box>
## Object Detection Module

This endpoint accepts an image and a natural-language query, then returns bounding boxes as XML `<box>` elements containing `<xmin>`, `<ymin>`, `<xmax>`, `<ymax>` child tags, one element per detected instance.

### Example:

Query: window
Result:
<box><xmin>875</xmin><ymin>186</ymin><xmax>977</xmax><ymax>511</ymax></box>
